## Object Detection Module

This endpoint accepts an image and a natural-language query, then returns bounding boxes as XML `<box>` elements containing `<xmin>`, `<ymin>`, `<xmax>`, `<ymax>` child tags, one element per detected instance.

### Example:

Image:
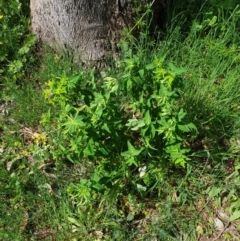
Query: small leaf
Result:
<box><xmin>208</xmin><ymin>186</ymin><xmax>221</xmax><ymax>197</ymax></box>
<box><xmin>145</xmin><ymin>63</ymin><xmax>154</xmax><ymax>70</ymax></box>
<box><xmin>144</xmin><ymin>110</ymin><xmax>151</xmax><ymax>125</ymax></box>
<box><xmin>136</xmin><ymin>184</ymin><xmax>147</xmax><ymax>192</ymax></box>
<box><xmin>83</xmin><ymin>138</ymin><xmax>95</xmax><ymax>156</ymax></box>
<box><xmin>208</xmin><ymin>16</ymin><xmax>217</xmax><ymax>27</ymax></box>
<box><xmin>68</xmin><ymin>217</ymin><xmax>82</xmax><ymax>227</ymax></box>
<box><xmin>168</xmin><ymin>62</ymin><xmax>186</xmax><ymax>75</ymax></box>
<box><xmin>18</xmin><ymin>46</ymin><xmax>30</xmax><ymax>55</ymax></box>
<box><xmin>92</xmin><ymin>183</ymin><xmax>105</xmax><ymax>192</ymax></box>
<box><xmin>138</xmin><ymin>69</ymin><xmax>144</xmax><ymax>78</ymax></box>
<box><xmin>230</xmin><ymin>210</ymin><xmax>240</xmax><ymax>222</ymax></box>
<box><xmin>127</xmin><ymin>213</ymin><xmax>135</xmax><ymax>221</ymax></box>
<box><xmin>121</xmin><ymin>151</ymin><xmax>130</xmax><ymax>158</ymax></box>
<box><xmin>126</xmin><ymin>156</ymin><xmax>138</xmax><ymax>166</ymax></box>
<box><xmin>150</xmin><ymin>124</ymin><xmax>156</xmax><ymax>138</ymax></box>
<box><xmin>126</xmin><ymin>119</ymin><xmax>145</xmax><ymax>130</ymax></box>
<box><xmin>127</xmin><ymin>79</ymin><xmax>132</xmax><ymax>91</ymax></box>
<box><xmin>127</xmin><ymin>141</ymin><xmax>136</xmax><ymax>153</ymax></box>
<box><xmin>102</xmin><ymin>123</ymin><xmax>111</xmax><ymax>133</ymax></box>
<box><xmin>177</xmin><ymin>108</ymin><xmax>186</xmax><ymax>121</ymax></box>
<box><xmin>178</xmin><ymin>124</ymin><xmax>190</xmax><ymax>132</ymax></box>
<box><xmin>99</xmin><ymin>146</ymin><xmax>108</xmax><ymax>155</ymax></box>
<box><xmin>196</xmin><ymin>225</ymin><xmax>204</xmax><ymax>235</ymax></box>
<box><xmin>127</xmin><ymin>141</ymin><xmax>143</xmax><ymax>156</ymax></box>
<box><xmin>231</xmin><ymin>199</ymin><xmax>240</xmax><ymax>209</ymax></box>
<box><xmin>66</xmin><ymin>154</ymin><xmax>75</xmax><ymax>163</ymax></box>
<box><xmin>25</xmin><ymin>34</ymin><xmax>36</xmax><ymax>46</ymax></box>
<box><xmin>121</xmin><ymin>41</ymin><xmax>129</xmax><ymax>52</ymax></box>
<box><xmin>178</xmin><ymin>122</ymin><xmax>197</xmax><ymax>133</ymax></box>
<box><xmin>133</xmin><ymin>76</ymin><xmax>141</xmax><ymax>85</ymax></box>
<box><xmin>91</xmin><ymin>173</ymin><xmax>101</xmax><ymax>182</ymax></box>
<box><xmin>63</xmin><ymin>115</ymin><xmax>85</xmax><ymax>133</ymax></box>
<box><xmin>187</xmin><ymin>122</ymin><xmax>197</xmax><ymax>131</ymax></box>
<box><xmin>69</xmin><ymin>74</ymin><xmax>80</xmax><ymax>86</ymax></box>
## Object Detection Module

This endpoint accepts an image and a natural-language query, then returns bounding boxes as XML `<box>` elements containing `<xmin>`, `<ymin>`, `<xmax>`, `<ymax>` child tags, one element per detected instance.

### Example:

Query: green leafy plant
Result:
<box><xmin>0</xmin><ymin>0</ymin><xmax>36</xmax><ymax>101</ymax></box>
<box><xmin>207</xmin><ymin>160</ymin><xmax>240</xmax><ymax>224</ymax></box>
<box><xmin>43</xmin><ymin>46</ymin><xmax>197</xmax><ymax>200</ymax></box>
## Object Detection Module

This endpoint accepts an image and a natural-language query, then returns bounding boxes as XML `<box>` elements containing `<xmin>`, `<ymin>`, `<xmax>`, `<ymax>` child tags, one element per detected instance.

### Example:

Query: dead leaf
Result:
<box><xmin>93</xmin><ymin>230</ymin><xmax>103</xmax><ymax>239</ymax></box>
<box><xmin>214</xmin><ymin>217</ymin><xmax>224</xmax><ymax>231</ymax></box>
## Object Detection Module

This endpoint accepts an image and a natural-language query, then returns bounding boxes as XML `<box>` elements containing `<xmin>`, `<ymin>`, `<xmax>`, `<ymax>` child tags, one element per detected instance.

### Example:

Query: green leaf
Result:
<box><xmin>177</xmin><ymin>108</ymin><xmax>186</xmax><ymax>121</ymax></box>
<box><xmin>121</xmin><ymin>151</ymin><xmax>130</xmax><ymax>158</ymax></box>
<box><xmin>141</xmin><ymin>126</ymin><xmax>148</xmax><ymax>137</ymax></box>
<box><xmin>126</xmin><ymin>156</ymin><xmax>138</xmax><ymax>166</ymax></box>
<box><xmin>136</xmin><ymin>184</ymin><xmax>147</xmax><ymax>192</ymax></box>
<box><xmin>66</xmin><ymin>154</ymin><xmax>75</xmax><ymax>163</ymax></box>
<box><xmin>68</xmin><ymin>217</ymin><xmax>82</xmax><ymax>227</ymax></box>
<box><xmin>99</xmin><ymin>146</ymin><xmax>108</xmax><ymax>155</ymax></box>
<box><xmin>83</xmin><ymin>138</ymin><xmax>95</xmax><ymax>156</ymax></box>
<box><xmin>69</xmin><ymin>74</ymin><xmax>80</xmax><ymax>87</ymax></box>
<box><xmin>121</xmin><ymin>142</ymin><xmax>143</xmax><ymax>160</ymax></box>
<box><xmin>231</xmin><ymin>199</ymin><xmax>240</xmax><ymax>209</ymax></box>
<box><xmin>150</xmin><ymin>124</ymin><xmax>156</xmax><ymax>138</ymax></box>
<box><xmin>144</xmin><ymin>110</ymin><xmax>151</xmax><ymax>125</ymax></box>
<box><xmin>230</xmin><ymin>210</ymin><xmax>240</xmax><ymax>222</ymax></box>
<box><xmin>168</xmin><ymin>62</ymin><xmax>186</xmax><ymax>75</ymax></box>
<box><xmin>208</xmin><ymin>16</ymin><xmax>217</xmax><ymax>27</ymax></box>
<box><xmin>174</xmin><ymin>158</ymin><xmax>186</xmax><ymax>167</ymax></box>
<box><xmin>178</xmin><ymin>124</ymin><xmax>190</xmax><ymax>132</ymax></box>
<box><xmin>187</xmin><ymin>122</ymin><xmax>197</xmax><ymax>131</ymax></box>
<box><xmin>143</xmin><ymin>175</ymin><xmax>152</xmax><ymax>186</ymax></box>
<box><xmin>18</xmin><ymin>46</ymin><xmax>30</xmax><ymax>55</ymax></box>
<box><xmin>145</xmin><ymin>138</ymin><xmax>157</xmax><ymax>150</ymax></box>
<box><xmin>127</xmin><ymin>78</ymin><xmax>132</xmax><ymax>91</ymax></box>
<box><xmin>127</xmin><ymin>141</ymin><xmax>143</xmax><ymax>156</ymax></box>
<box><xmin>178</xmin><ymin>122</ymin><xmax>197</xmax><ymax>133</ymax></box>
<box><xmin>126</xmin><ymin>119</ymin><xmax>145</xmax><ymax>130</ymax></box>
<box><xmin>102</xmin><ymin>123</ymin><xmax>111</xmax><ymax>133</ymax></box>
<box><xmin>80</xmin><ymin>179</ymin><xmax>89</xmax><ymax>185</ymax></box>
<box><xmin>91</xmin><ymin>173</ymin><xmax>101</xmax><ymax>182</ymax></box>
<box><xmin>127</xmin><ymin>141</ymin><xmax>136</xmax><ymax>153</ymax></box>
<box><xmin>121</xmin><ymin>41</ymin><xmax>129</xmax><ymax>52</ymax></box>
<box><xmin>208</xmin><ymin>186</ymin><xmax>221</xmax><ymax>197</ymax></box>
<box><xmin>145</xmin><ymin>63</ymin><xmax>154</xmax><ymax>70</ymax></box>
<box><xmin>63</xmin><ymin>114</ymin><xmax>85</xmax><ymax>133</ymax></box>
<box><xmin>138</xmin><ymin>69</ymin><xmax>144</xmax><ymax>78</ymax></box>
<box><xmin>127</xmin><ymin>213</ymin><xmax>135</xmax><ymax>221</ymax></box>
<box><xmin>133</xmin><ymin>76</ymin><xmax>142</xmax><ymax>85</ymax></box>
<box><xmin>25</xmin><ymin>34</ymin><xmax>36</xmax><ymax>46</ymax></box>
<box><xmin>92</xmin><ymin>183</ymin><xmax>105</xmax><ymax>192</ymax></box>
<box><xmin>99</xmin><ymin>176</ymin><xmax>113</xmax><ymax>187</ymax></box>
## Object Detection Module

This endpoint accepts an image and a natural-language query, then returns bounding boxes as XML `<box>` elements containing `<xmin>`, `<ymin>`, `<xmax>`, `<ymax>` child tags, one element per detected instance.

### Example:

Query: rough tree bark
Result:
<box><xmin>30</xmin><ymin>0</ymin><xmax>162</xmax><ymax>65</ymax></box>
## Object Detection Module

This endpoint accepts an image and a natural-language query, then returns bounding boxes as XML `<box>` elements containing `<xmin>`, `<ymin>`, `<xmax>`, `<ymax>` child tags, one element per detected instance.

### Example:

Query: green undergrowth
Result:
<box><xmin>1</xmin><ymin>0</ymin><xmax>240</xmax><ymax>240</ymax></box>
<box><xmin>162</xmin><ymin>2</ymin><xmax>240</xmax><ymax>163</ymax></box>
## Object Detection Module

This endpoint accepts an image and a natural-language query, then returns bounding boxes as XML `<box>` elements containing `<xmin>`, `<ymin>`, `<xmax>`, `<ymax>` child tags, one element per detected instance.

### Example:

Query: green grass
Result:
<box><xmin>160</xmin><ymin>4</ymin><xmax>240</xmax><ymax>159</ymax></box>
<box><xmin>1</xmin><ymin>1</ymin><xmax>240</xmax><ymax>240</ymax></box>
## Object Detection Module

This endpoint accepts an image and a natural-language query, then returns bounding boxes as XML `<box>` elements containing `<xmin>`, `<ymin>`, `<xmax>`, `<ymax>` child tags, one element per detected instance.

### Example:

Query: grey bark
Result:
<box><xmin>30</xmin><ymin>0</ymin><xmax>162</xmax><ymax>65</ymax></box>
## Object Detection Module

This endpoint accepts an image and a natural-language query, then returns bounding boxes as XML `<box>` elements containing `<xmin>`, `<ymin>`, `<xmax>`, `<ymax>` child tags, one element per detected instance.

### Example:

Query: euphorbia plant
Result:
<box><xmin>43</xmin><ymin>48</ymin><xmax>197</xmax><ymax>197</ymax></box>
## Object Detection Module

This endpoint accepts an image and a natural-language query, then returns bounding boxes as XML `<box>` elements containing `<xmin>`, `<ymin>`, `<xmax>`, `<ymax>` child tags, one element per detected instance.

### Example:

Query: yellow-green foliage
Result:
<box><xmin>0</xmin><ymin>0</ymin><xmax>35</xmax><ymax>86</ymax></box>
<box><xmin>42</xmin><ymin>48</ymin><xmax>197</xmax><ymax>203</ymax></box>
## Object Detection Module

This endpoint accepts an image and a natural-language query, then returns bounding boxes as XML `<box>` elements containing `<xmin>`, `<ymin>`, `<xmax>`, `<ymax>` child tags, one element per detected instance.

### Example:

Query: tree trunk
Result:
<box><xmin>30</xmin><ymin>0</ymin><xmax>162</xmax><ymax>65</ymax></box>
